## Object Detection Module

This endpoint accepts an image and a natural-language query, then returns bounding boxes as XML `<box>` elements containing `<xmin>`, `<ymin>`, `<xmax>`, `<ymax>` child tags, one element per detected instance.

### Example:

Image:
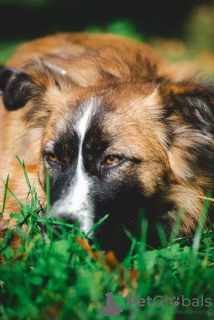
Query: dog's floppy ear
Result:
<box><xmin>161</xmin><ymin>80</ymin><xmax>214</xmax><ymax>181</ymax></box>
<box><xmin>162</xmin><ymin>81</ymin><xmax>214</xmax><ymax>133</ymax></box>
<box><xmin>0</xmin><ymin>65</ymin><xmax>37</xmax><ymax>111</ymax></box>
<box><xmin>0</xmin><ymin>66</ymin><xmax>18</xmax><ymax>93</ymax></box>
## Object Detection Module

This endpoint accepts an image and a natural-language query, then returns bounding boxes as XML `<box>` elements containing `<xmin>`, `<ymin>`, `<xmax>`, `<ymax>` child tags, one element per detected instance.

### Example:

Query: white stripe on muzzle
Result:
<box><xmin>51</xmin><ymin>99</ymin><xmax>95</xmax><ymax>235</ymax></box>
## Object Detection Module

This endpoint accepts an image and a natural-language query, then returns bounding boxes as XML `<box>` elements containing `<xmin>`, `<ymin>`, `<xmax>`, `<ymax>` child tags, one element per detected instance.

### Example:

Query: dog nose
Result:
<box><xmin>39</xmin><ymin>209</ymin><xmax>77</xmax><ymax>237</ymax></box>
<box><xmin>41</xmin><ymin>208</ymin><xmax>76</xmax><ymax>224</ymax></box>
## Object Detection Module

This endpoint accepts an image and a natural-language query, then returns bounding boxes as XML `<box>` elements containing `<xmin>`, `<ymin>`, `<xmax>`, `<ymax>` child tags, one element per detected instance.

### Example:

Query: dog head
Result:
<box><xmin>1</xmin><ymin>58</ymin><xmax>214</xmax><ymax>257</ymax></box>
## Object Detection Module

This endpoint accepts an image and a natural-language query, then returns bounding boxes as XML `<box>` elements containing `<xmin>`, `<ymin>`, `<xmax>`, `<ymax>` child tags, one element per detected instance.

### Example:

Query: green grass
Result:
<box><xmin>1</xmin><ymin>160</ymin><xmax>214</xmax><ymax>319</ymax></box>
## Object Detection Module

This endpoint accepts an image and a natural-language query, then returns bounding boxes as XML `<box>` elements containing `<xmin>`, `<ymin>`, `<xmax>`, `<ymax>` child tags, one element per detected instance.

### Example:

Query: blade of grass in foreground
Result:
<box><xmin>1</xmin><ymin>173</ymin><xmax>24</xmax><ymax>210</ymax></box>
<box><xmin>7</xmin><ymin>187</ymin><xmax>24</xmax><ymax>209</ymax></box>
<box><xmin>16</xmin><ymin>156</ymin><xmax>32</xmax><ymax>193</ymax></box>
<box><xmin>45</xmin><ymin>168</ymin><xmax>51</xmax><ymax>241</ymax></box>
<box><xmin>192</xmin><ymin>193</ymin><xmax>211</xmax><ymax>256</ymax></box>
<box><xmin>169</xmin><ymin>206</ymin><xmax>185</xmax><ymax>244</ymax></box>
<box><xmin>34</xmin><ymin>218</ymin><xmax>78</xmax><ymax>229</ymax></box>
<box><xmin>1</xmin><ymin>174</ymin><xmax>9</xmax><ymax>217</ymax></box>
<box><xmin>123</xmin><ymin>229</ymin><xmax>138</xmax><ymax>267</ymax></box>
<box><xmin>156</xmin><ymin>223</ymin><xmax>167</xmax><ymax>247</ymax></box>
<box><xmin>86</xmin><ymin>214</ymin><xmax>109</xmax><ymax>237</ymax></box>
<box><xmin>185</xmin><ymin>193</ymin><xmax>210</xmax><ymax>297</ymax></box>
<box><xmin>138</xmin><ymin>211</ymin><xmax>149</xmax><ymax>272</ymax></box>
<box><xmin>15</xmin><ymin>156</ymin><xmax>41</xmax><ymax>224</ymax></box>
<box><xmin>25</xmin><ymin>181</ymin><xmax>38</xmax><ymax>248</ymax></box>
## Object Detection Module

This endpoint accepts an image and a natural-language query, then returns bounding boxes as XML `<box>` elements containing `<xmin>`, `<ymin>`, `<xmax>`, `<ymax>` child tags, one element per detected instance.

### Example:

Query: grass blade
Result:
<box><xmin>1</xmin><ymin>174</ymin><xmax>9</xmax><ymax>217</ymax></box>
<box><xmin>86</xmin><ymin>214</ymin><xmax>109</xmax><ymax>237</ymax></box>
<box><xmin>192</xmin><ymin>193</ymin><xmax>211</xmax><ymax>255</ymax></box>
<box><xmin>15</xmin><ymin>156</ymin><xmax>32</xmax><ymax>193</ymax></box>
<box><xmin>45</xmin><ymin>168</ymin><xmax>51</xmax><ymax>240</ymax></box>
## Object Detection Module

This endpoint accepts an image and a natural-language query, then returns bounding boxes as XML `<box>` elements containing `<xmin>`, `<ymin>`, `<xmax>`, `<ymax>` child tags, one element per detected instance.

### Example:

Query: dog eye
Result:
<box><xmin>46</xmin><ymin>153</ymin><xmax>58</xmax><ymax>164</ymax></box>
<box><xmin>103</xmin><ymin>155</ymin><xmax>121</xmax><ymax>165</ymax></box>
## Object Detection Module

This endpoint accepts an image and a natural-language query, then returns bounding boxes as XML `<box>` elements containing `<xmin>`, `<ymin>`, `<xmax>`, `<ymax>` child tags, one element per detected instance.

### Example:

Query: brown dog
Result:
<box><xmin>0</xmin><ymin>33</ymin><xmax>214</xmax><ymax>258</ymax></box>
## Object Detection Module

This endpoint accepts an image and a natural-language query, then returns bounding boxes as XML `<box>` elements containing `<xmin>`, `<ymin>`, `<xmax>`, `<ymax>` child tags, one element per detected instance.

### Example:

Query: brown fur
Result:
<box><xmin>0</xmin><ymin>32</ymin><xmax>214</xmax><ymax>240</ymax></box>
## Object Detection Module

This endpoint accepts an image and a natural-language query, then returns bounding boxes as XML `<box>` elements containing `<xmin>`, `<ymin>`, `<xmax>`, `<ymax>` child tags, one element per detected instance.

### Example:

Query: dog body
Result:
<box><xmin>0</xmin><ymin>33</ymin><xmax>214</xmax><ymax>258</ymax></box>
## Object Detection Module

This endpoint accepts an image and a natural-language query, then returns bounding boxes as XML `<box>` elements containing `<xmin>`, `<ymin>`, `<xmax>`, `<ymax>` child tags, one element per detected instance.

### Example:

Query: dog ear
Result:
<box><xmin>0</xmin><ymin>66</ymin><xmax>17</xmax><ymax>93</ymax></box>
<box><xmin>161</xmin><ymin>81</ymin><xmax>214</xmax><ymax>181</ymax></box>
<box><xmin>162</xmin><ymin>81</ymin><xmax>214</xmax><ymax>133</ymax></box>
<box><xmin>0</xmin><ymin>65</ymin><xmax>37</xmax><ymax>111</ymax></box>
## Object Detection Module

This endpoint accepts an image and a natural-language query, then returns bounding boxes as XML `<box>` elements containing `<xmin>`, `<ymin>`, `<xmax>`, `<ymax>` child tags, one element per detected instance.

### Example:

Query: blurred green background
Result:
<box><xmin>0</xmin><ymin>0</ymin><xmax>213</xmax><ymax>75</ymax></box>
